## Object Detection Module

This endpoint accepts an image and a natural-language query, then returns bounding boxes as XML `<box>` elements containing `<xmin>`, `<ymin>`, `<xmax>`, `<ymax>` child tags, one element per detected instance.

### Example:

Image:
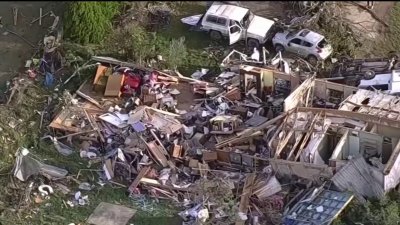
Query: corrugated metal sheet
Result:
<box><xmin>331</xmin><ymin>157</ymin><xmax>384</xmax><ymax>199</ymax></box>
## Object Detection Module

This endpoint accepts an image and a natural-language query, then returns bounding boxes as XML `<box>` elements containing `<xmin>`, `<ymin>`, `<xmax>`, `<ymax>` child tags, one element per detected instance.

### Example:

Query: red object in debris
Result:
<box><xmin>122</xmin><ymin>75</ymin><xmax>141</xmax><ymax>94</ymax></box>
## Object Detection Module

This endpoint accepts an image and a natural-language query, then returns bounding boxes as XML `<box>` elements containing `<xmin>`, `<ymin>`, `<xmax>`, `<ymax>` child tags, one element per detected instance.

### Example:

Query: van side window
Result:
<box><xmin>206</xmin><ymin>15</ymin><xmax>218</xmax><ymax>23</ymax></box>
<box><xmin>302</xmin><ymin>41</ymin><xmax>313</xmax><ymax>47</ymax></box>
<box><xmin>290</xmin><ymin>38</ymin><xmax>302</xmax><ymax>45</ymax></box>
<box><xmin>216</xmin><ymin>17</ymin><xmax>227</xmax><ymax>26</ymax></box>
<box><xmin>230</xmin><ymin>25</ymin><xmax>240</xmax><ymax>33</ymax></box>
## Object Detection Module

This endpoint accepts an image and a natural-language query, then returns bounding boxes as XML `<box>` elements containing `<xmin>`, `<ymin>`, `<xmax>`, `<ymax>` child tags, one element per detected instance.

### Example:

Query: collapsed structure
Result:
<box><xmin>12</xmin><ymin>52</ymin><xmax>400</xmax><ymax>225</ymax></box>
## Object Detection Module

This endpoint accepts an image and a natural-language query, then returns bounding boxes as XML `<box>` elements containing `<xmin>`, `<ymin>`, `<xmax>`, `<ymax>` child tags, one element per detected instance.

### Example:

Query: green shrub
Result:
<box><xmin>334</xmin><ymin>193</ymin><xmax>400</xmax><ymax>225</ymax></box>
<box><xmin>163</xmin><ymin>37</ymin><xmax>188</xmax><ymax>70</ymax></box>
<box><xmin>64</xmin><ymin>2</ymin><xmax>122</xmax><ymax>44</ymax></box>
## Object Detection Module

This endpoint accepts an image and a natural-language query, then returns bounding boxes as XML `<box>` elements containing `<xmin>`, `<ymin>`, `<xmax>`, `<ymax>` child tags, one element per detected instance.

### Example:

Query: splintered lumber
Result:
<box><xmin>235</xmin><ymin>173</ymin><xmax>256</xmax><ymax>225</ymax></box>
<box><xmin>146</xmin><ymin>141</ymin><xmax>168</xmax><ymax>167</ymax></box>
<box><xmin>128</xmin><ymin>166</ymin><xmax>151</xmax><ymax>192</ymax></box>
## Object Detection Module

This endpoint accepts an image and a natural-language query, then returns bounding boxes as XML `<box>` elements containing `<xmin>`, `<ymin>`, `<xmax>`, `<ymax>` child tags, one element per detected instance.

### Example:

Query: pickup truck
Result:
<box><xmin>181</xmin><ymin>2</ymin><xmax>277</xmax><ymax>49</ymax></box>
<box><xmin>326</xmin><ymin>53</ymin><xmax>400</xmax><ymax>93</ymax></box>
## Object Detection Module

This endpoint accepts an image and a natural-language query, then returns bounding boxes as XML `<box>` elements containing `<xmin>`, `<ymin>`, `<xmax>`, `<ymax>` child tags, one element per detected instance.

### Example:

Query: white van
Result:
<box><xmin>357</xmin><ymin>70</ymin><xmax>400</xmax><ymax>95</ymax></box>
<box><xmin>181</xmin><ymin>2</ymin><xmax>277</xmax><ymax>48</ymax></box>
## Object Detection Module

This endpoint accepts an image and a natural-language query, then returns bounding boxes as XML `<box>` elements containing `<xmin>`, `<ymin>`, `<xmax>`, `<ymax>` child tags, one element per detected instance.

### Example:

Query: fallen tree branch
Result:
<box><xmin>63</xmin><ymin>61</ymin><xmax>97</xmax><ymax>85</ymax></box>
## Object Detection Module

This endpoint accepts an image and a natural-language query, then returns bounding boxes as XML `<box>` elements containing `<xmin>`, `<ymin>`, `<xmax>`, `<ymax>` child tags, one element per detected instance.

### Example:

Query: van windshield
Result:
<box><xmin>318</xmin><ymin>39</ymin><xmax>329</xmax><ymax>48</ymax></box>
<box><xmin>241</xmin><ymin>11</ymin><xmax>254</xmax><ymax>29</ymax></box>
<box><xmin>286</xmin><ymin>30</ymin><xmax>298</xmax><ymax>39</ymax></box>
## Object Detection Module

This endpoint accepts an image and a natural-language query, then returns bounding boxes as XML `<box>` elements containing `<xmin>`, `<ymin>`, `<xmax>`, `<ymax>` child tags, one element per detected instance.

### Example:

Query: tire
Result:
<box><xmin>209</xmin><ymin>30</ymin><xmax>222</xmax><ymax>41</ymax></box>
<box><xmin>393</xmin><ymin>62</ymin><xmax>400</xmax><ymax>70</ymax></box>
<box><xmin>307</xmin><ymin>55</ymin><xmax>318</xmax><ymax>65</ymax></box>
<box><xmin>247</xmin><ymin>38</ymin><xmax>260</xmax><ymax>49</ymax></box>
<box><xmin>363</xmin><ymin>70</ymin><xmax>376</xmax><ymax>80</ymax></box>
<box><xmin>338</xmin><ymin>55</ymin><xmax>351</xmax><ymax>63</ymax></box>
<box><xmin>388</xmin><ymin>51</ymin><xmax>400</xmax><ymax>60</ymax></box>
<box><xmin>274</xmin><ymin>44</ymin><xmax>285</xmax><ymax>53</ymax></box>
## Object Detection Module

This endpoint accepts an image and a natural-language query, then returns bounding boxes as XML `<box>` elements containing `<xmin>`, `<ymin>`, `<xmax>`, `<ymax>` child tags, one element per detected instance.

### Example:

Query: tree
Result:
<box><xmin>64</xmin><ymin>2</ymin><xmax>121</xmax><ymax>44</ymax></box>
<box><xmin>334</xmin><ymin>192</ymin><xmax>400</xmax><ymax>225</ymax></box>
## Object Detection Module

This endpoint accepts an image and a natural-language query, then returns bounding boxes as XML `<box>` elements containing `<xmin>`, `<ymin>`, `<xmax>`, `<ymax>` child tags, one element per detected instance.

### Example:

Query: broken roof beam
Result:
<box><xmin>235</xmin><ymin>173</ymin><xmax>256</xmax><ymax>225</ymax></box>
<box><xmin>284</xmin><ymin>76</ymin><xmax>315</xmax><ymax>112</ymax></box>
<box><xmin>286</xmin><ymin>113</ymin><xmax>321</xmax><ymax>160</ymax></box>
<box><xmin>342</xmin><ymin>98</ymin><xmax>400</xmax><ymax>119</ymax></box>
<box><xmin>294</xmin><ymin>112</ymin><xmax>322</xmax><ymax>161</ymax></box>
<box><xmin>297</xmin><ymin>107</ymin><xmax>400</xmax><ymax>129</ymax></box>
<box><xmin>215</xmin><ymin>113</ymin><xmax>287</xmax><ymax>149</ymax></box>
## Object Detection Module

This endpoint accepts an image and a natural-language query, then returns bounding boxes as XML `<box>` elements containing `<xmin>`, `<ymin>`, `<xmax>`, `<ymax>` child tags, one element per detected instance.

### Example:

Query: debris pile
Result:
<box><xmin>43</xmin><ymin>57</ymin><xmax>301</xmax><ymax>224</ymax></box>
<box><xmin>13</xmin><ymin>50</ymin><xmax>400</xmax><ymax>224</ymax></box>
<box><xmin>14</xmin><ymin>51</ymin><xmax>378</xmax><ymax>225</ymax></box>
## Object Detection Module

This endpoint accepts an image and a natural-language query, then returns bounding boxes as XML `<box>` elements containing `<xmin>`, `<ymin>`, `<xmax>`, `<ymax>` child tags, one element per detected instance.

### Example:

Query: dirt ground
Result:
<box><xmin>0</xmin><ymin>1</ymin><xmax>65</xmax><ymax>83</ymax></box>
<box><xmin>239</xmin><ymin>1</ymin><xmax>288</xmax><ymax>20</ymax></box>
<box><xmin>342</xmin><ymin>1</ymin><xmax>395</xmax><ymax>39</ymax></box>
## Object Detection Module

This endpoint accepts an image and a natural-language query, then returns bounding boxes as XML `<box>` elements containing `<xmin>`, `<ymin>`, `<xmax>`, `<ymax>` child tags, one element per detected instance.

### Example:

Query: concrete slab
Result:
<box><xmin>87</xmin><ymin>202</ymin><xmax>136</xmax><ymax>225</ymax></box>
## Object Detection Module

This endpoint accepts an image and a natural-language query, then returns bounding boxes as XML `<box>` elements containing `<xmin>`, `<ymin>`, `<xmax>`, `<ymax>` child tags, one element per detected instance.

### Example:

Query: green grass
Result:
<box><xmin>0</xmin><ymin>137</ymin><xmax>180</xmax><ymax>225</ymax></box>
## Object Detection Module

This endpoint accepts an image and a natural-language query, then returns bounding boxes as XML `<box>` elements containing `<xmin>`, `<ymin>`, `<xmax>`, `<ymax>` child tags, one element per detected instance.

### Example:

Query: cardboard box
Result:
<box><xmin>172</xmin><ymin>145</ymin><xmax>183</xmax><ymax>158</ymax></box>
<box><xmin>93</xmin><ymin>65</ymin><xmax>108</xmax><ymax>85</ymax></box>
<box><xmin>104</xmin><ymin>74</ymin><xmax>125</xmax><ymax>97</ymax></box>
<box><xmin>202</xmin><ymin>151</ymin><xmax>218</xmax><ymax>162</ymax></box>
<box><xmin>143</xmin><ymin>94</ymin><xmax>157</xmax><ymax>105</ymax></box>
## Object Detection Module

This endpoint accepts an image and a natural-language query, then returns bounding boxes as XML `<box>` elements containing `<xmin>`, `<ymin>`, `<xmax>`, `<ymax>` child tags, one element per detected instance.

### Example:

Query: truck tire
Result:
<box><xmin>247</xmin><ymin>38</ymin><xmax>260</xmax><ymax>49</ymax></box>
<box><xmin>393</xmin><ymin>62</ymin><xmax>400</xmax><ymax>70</ymax></box>
<box><xmin>274</xmin><ymin>44</ymin><xmax>284</xmax><ymax>53</ymax></box>
<box><xmin>338</xmin><ymin>55</ymin><xmax>351</xmax><ymax>63</ymax></box>
<box><xmin>388</xmin><ymin>51</ymin><xmax>400</xmax><ymax>60</ymax></box>
<box><xmin>364</xmin><ymin>70</ymin><xmax>376</xmax><ymax>80</ymax></box>
<box><xmin>209</xmin><ymin>30</ymin><xmax>222</xmax><ymax>40</ymax></box>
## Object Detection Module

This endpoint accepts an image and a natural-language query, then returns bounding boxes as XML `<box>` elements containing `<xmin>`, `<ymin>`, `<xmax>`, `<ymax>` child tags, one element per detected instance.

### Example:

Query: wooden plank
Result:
<box><xmin>140</xmin><ymin>177</ymin><xmax>193</xmax><ymax>192</ymax></box>
<box><xmin>236</xmin><ymin>173</ymin><xmax>256</xmax><ymax>225</ymax></box>
<box><xmin>295</xmin><ymin>112</ymin><xmax>321</xmax><ymax>161</ymax></box>
<box><xmin>286</xmin><ymin>133</ymin><xmax>305</xmax><ymax>160</ymax></box>
<box><xmin>146</xmin><ymin>141</ymin><xmax>168</xmax><ymax>167</ymax></box>
<box><xmin>128</xmin><ymin>166</ymin><xmax>151</xmax><ymax>193</ymax></box>
<box><xmin>83</xmin><ymin>109</ymin><xmax>105</xmax><ymax>143</ymax></box>
<box><xmin>150</xmin><ymin>129</ymin><xmax>169</xmax><ymax>155</ymax></box>
<box><xmin>274</xmin><ymin>130</ymin><xmax>294</xmax><ymax>158</ymax></box>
